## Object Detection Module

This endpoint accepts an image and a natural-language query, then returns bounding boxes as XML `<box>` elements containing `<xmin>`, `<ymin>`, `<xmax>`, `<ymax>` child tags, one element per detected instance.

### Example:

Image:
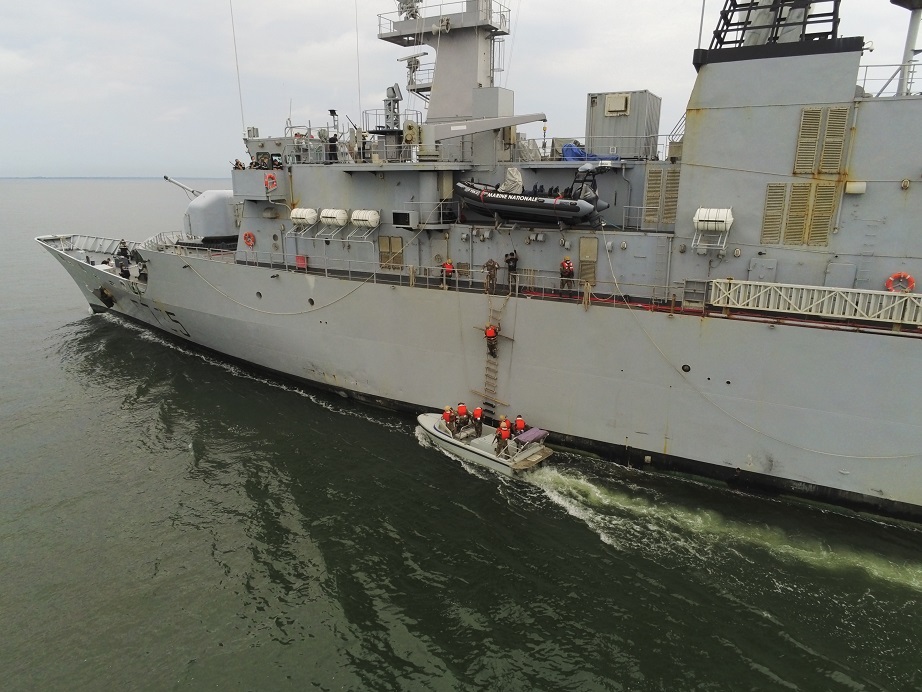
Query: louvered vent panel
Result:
<box><xmin>378</xmin><ymin>236</ymin><xmax>391</xmax><ymax>268</ymax></box>
<box><xmin>379</xmin><ymin>236</ymin><xmax>404</xmax><ymax>269</ymax></box>
<box><xmin>761</xmin><ymin>183</ymin><xmax>787</xmax><ymax>244</ymax></box>
<box><xmin>644</xmin><ymin>168</ymin><xmax>663</xmax><ymax>223</ymax></box>
<box><xmin>663</xmin><ymin>169</ymin><xmax>681</xmax><ymax>223</ymax></box>
<box><xmin>819</xmin><ymin>107</ymin><xmax>849</xmax><ymax>174</ymax></box>
<box><xmin>784</xmin><ymin>183</ymin><xmax>812</xmax><ymax>244</ymax></box>
<box><xmin>391</xmin><ymin>236</ymin><xmax>404</xmax><ymax>267</ymax></box>
<box><xmin>794</xmin><ymin>109</ymin><xmax>822</xmax><ymax>173</ymax></box>
<box><xmin>808</xmin><ymin>183</ymin><xmax>837</xmax><ymax>246</ymax></box>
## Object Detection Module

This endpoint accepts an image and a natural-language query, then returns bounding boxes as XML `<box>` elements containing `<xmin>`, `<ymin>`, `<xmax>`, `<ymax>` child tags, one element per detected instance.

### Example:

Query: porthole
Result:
<box><xmin>256</xmin><ymin>291</ymin><xmax>262</xmax><ymax>299</ymax></box>
<box><xmin>308</xmin><ymin>298</ymin><xmax>315</xmax><ymax>306</ymax></box>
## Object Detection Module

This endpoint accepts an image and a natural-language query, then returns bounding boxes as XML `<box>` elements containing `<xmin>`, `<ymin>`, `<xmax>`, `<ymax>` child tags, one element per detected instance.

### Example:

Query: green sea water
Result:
<box><xmin>2</xmin><ymin>179</ymin><xmax>920</xmax><ymax>691</ymax></box>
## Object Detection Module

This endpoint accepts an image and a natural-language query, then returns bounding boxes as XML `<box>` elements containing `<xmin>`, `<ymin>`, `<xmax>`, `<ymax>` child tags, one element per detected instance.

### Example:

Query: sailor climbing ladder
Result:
<box><xmin>472</xmin><ymin>296</ymin><xmax>511</xmax><ymax>418</ymax></box>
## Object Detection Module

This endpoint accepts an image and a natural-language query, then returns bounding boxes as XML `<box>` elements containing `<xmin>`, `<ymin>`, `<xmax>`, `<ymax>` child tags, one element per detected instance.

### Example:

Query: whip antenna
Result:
<box><xmin>229</xmin><ymin>0</ymin><xmax>246</xmax><ymax>135</ymax></box>
<box><xmin>355</xmin><ymin>0</ymin><xmax>364</xmax><ymax>122</ymax></box>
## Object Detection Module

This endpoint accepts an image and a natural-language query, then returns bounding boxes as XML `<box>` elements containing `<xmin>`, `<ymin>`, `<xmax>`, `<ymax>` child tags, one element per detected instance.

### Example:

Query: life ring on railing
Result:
<box><xmin>885</xmin><ymin>271</ymin><xmax>915</xmax><ymax>292</ymax></box>
<box><xmin>264</xmin><ymin>172</ymin><xmax>278</xmax><ymax>192</ymax></box>
<box><xmin>243</xmin><ymin>232</ymin><xmax>256</xmax><ymax>248</ymax></box>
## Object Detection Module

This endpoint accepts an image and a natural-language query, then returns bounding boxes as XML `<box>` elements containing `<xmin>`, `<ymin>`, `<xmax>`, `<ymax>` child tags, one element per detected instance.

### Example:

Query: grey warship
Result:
<box><xmin>38</xmin><ymin>0</ymin><xmax>922</xmax><ymax>520</ymax></box>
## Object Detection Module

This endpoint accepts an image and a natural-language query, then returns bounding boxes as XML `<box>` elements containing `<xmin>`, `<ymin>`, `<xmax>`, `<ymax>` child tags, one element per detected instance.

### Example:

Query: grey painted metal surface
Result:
<box><xmin>38</xmin><ymin>0</ymin><xmax>922</xmax><ymax>519</ymax></box>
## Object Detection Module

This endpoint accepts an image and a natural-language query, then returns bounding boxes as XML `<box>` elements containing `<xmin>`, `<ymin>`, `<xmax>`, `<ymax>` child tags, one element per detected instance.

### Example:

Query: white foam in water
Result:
<box><xmin>526</xmin><ymin>465</ymin><xmax>922</xmax><ymax>592</ymax></box>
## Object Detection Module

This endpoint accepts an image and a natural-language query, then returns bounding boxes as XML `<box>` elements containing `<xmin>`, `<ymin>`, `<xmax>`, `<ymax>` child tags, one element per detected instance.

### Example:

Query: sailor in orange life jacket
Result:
<box><xmin>494</xmin><ymin>415</ymin><xmax>512</xmax><ymax>456</ymax></box>
<box><xmin>457</xmin><ymin>402</ymin><xmax>469</xmax><ymax>427</ymax></box>
<box><xmin>441</xmin><ymin>406</ymin><xmax>457</xmax><ymax>433</ymax></box>
<box><xmin>484</xmin><ymin>323</ymin><xmax>499</xmax><ymax>358</ymax></box>
<box><xmin>472</xmin><ymin>406</ymin><xmax>483</xmax><ymax>437</ymax></box>
<box><xmin>441</xmin><ymin>258</ymin><xmax>455</xmax><ymax>285</ymax></box>
<box><xmin>513</xmin><ymin>414</ymin><xmax>526</xmax><ymax>435</ymax></box>
<box><xmin>560</xmin><ymin>256</ymin><xmax>575</xmax><ymax>291</ymax></box>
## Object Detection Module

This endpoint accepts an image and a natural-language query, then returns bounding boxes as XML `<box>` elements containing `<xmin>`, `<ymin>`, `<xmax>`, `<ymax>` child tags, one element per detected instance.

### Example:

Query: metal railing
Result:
<box><xmin>709</xmin><ymin>279</ymin><xmax>922</xmax><ymax>326</ymax></box>
<box><xmin>142</xmin><ymin>230</ymin><xmax>188</xmax><ymax>251</ymax></box>
<box><xmin>167</xmin><ymin>244</ymin><xmax>676</xmax><ymax>303</ymax></box>
<box><xmin>523</xmin><ymin>134</ymin><xmax>673</xmax><ymax>163</ymax></box>
<box><xmin>40</xmin><ymin>234</ymin><xmax>141</xmax><ymax>256</ymax></box>
<box><xmin>857</xmin><ymin>62</ymin><xmax>919</xmax><ymax>97</ymax></box>
<box><xmin>159</xmin><ymin>242</ymin><xmax>922</xmax><ymax>327</ymax></box>
<box><xmin>378</xmin><ymin>1</ymin><xmax>510</xmax><ymax>35</ymax></box>
<box><xmin>622</xmin><ymin>206</ymin><xmax>662</xmax><ymax>232</ymax></box>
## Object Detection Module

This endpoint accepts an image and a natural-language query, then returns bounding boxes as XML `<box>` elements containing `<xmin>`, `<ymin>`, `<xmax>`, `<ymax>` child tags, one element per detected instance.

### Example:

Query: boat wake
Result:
<box><xmin>416</xmin><ymin>422</ymin><xmax>922</xmax><ymax>591</ymax></box>
<box><xmin>521</xmin><ymin>462</ymin><xmax>922</xmax><ymax>592</ymax></box>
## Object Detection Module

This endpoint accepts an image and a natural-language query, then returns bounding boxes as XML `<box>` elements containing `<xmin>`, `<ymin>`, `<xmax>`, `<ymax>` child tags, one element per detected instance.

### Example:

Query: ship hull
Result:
<box><xmin>38</xmin><ymin>237</ymin><xmax>922</xmax><ymax>520</ymax></box>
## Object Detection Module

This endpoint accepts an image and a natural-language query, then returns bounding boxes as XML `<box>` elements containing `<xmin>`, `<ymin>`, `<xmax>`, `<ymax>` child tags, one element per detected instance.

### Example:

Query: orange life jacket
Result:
<box><xmin>514</xmin><ymin>417</ymin><xmax>526</xmax><ymax>432</ymax></box>
<box><xmin>499</xmin><ymin>427</ymin><xmax>511</xmax><ymax>440</ymax></box>
<box><xmin>457</xmin><ymin>404</ymin><xmax>468</xmax><ymax>417</ymax></box>
<box><xmin>485</xmin><ymin>326</ymin><xmax>497</xmax><ymax>338</ymax></box>
<box><xmin>473</xmin><ymin>407</ymin><xmax>483</xmax><ymax>419</ymax></box>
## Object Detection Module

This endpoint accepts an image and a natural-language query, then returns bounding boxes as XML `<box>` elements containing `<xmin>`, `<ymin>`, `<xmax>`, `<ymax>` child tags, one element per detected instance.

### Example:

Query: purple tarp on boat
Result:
<box><xmin>515</xmin><ymin>427</ymin><xmax>548</xmax><ymax>445</ymax></box>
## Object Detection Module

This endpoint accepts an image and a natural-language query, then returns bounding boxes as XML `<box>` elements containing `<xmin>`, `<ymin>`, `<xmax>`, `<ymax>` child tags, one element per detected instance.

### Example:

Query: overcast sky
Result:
<box><xmin>1</xmin><ymin>0</ymin><xmax>915</xmax><ymax>178</ymax></box>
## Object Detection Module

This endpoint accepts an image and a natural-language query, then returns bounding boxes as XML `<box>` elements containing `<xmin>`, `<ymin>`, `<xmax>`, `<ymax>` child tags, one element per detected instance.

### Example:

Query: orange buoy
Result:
<box><xmin>885</xmin><ymin>272</ymin><xmax>915</xmax><ymax>292</ymax></box>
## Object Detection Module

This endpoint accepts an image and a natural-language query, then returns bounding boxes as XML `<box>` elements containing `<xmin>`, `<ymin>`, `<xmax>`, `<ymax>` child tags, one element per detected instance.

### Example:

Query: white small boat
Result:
<box><xmin>416</xmin><ymin>412</ymin><xmax>553</xmax><ymax>477</ymax></box>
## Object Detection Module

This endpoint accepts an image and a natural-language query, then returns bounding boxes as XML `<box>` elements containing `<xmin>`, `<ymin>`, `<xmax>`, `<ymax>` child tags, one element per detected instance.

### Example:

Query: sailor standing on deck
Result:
<box><xmin>441</xmin><ymin>258</ymin><xmax>455</xmax><ymax>288</ymax></box>
<box><xmin>560</xmin><ymin>256</ymin><xmax>575</xmax><ymax>292</ymax></box>
<box><xmin>472</xmin><ymin>406</ymin><xmax>483</xmax><ymax>437</ymax></box>
<box><xmin>504</xmin><ymin>250</ymin><xmax>518</xmax><ymax>291</ymax></box>
<box><xmin>483</xmin><ymin>258</ymin><xmax>500</xmax><ymax>295</ymax></box>
<box><xmin>513</xmin><ymin>415</ymin><xmax>526</xmax><ymax>435</ymax></box>
<box><xmin>494</xmin><ymin>416</ymin><xmax>511</xmax><ymax>457</ymax></box>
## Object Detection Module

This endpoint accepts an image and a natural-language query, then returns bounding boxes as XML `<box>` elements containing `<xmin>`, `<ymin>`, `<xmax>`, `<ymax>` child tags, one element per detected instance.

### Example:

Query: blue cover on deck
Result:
<box><xmin>562</xmin><ymin>143</ymin><xmax>621</xmax><ymax>162</ymax></box>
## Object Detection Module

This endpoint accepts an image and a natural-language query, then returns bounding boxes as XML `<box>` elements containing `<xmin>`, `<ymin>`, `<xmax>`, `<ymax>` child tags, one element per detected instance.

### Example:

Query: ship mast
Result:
<box><xmin>892</xmin><ymin>0</ymin><xmax>922</xmax><ymax>95</ymax></box>
<box><xmin>378</xmin><ymin>0</ymin><xmax>511</xmax><ymax>123</ymax></box>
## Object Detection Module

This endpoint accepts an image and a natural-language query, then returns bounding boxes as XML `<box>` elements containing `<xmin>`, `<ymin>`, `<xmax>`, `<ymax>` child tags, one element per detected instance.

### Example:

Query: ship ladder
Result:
<box><xmin>472</xmin><ymin>294</ymin><xmax>512</xmax><ymax>410</ymax></box>
<box><xmin>486</xmin><ymin>293</ymin><xmax>510</xmax><ymax>327</ymax></box>
<box><xmin>475</xmin><ymin>354</ymin><xmax>508</xmax><ymax>409</ymax></box>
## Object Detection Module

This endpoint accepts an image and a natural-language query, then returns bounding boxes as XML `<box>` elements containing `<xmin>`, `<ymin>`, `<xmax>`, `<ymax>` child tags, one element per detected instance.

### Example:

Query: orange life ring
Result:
<box><xmin>885</xmin><ymin>271</ymin><xmax>915</xmax><ymax>292</ymax></box>
<box><xmin>243</xmin><ymin>231</ymin><xmax>256</xmax><ymax>248</ymax></box>
<box><xmin>264</xmin><ymin>173</ymin><xmax>277</xmax><ymax>191</ymax></box>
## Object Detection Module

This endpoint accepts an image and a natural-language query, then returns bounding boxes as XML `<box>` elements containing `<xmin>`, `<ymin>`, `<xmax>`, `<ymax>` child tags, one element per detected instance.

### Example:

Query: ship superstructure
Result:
<box><xmin>39</xmin><ymin>0</ymin><xmax>922</xmax><ymax>519</ymax></box>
